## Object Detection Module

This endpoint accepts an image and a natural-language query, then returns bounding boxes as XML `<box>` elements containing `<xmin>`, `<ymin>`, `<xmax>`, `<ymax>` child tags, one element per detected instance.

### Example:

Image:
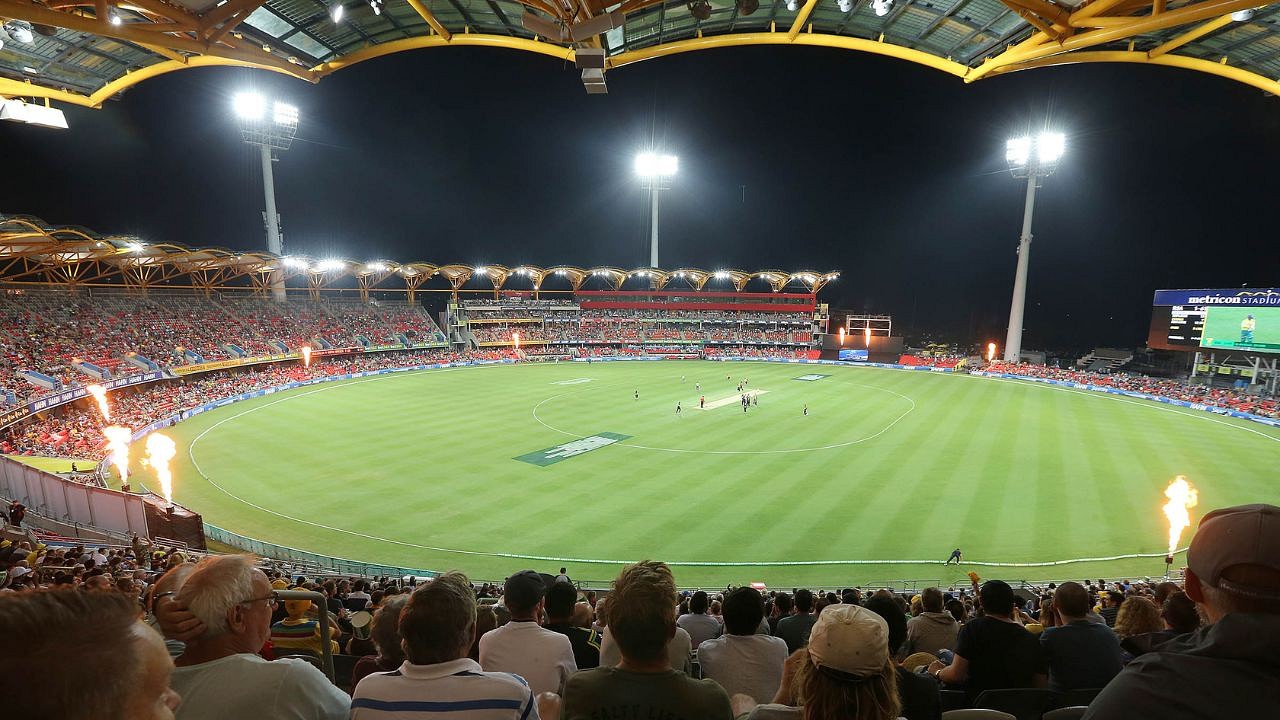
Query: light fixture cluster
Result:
<box><xmin>871</xmin><ymin>0</ymin><xmax>892</xmax><ymax>16</ymax></box>
<box><xmin>368</xmin><ymin>0</ymin><xmax>383</xmax><ymax>16</ymax></box>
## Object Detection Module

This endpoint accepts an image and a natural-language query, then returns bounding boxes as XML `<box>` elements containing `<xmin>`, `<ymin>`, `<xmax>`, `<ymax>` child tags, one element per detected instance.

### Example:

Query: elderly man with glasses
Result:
<box><xmin>166</xmin><ymin>555</ymin><xmax>349</xmax><ymax>720</ymax></box>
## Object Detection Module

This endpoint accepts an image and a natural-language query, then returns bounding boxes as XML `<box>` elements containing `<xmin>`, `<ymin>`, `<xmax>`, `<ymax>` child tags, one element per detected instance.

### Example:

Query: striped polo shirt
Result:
<box><xmin>351</xmin><ymin>658</ymin><xmax>538</xmax><ymax>720</ymax></box>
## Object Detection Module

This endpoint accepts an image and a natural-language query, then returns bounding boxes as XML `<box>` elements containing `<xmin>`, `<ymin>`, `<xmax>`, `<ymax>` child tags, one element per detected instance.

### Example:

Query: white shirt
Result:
<box><xmin>677</xmin><ymin>612</ymin><xmax>723</xmax><ymax>649</ymax></box>
<box><xmin>170</xmin><ymin>653</ymin><xmax>349</xmax><ymax>720</ymax></box>
<box><xmin>352</xmin><ymin>658</ymin><xmax>537</xmax><ymax>720</ymax></box>
<box><xmin>479</xmin><ymin>620</ymin><xmax>577</xmax><ymax>696</ymax></box>
<box><xmin>697</xmin><ymin>633</ymin><xmax>790</xmax><ymax>703</ymax></box>
<box><xmin>599</xmin><ymin>626</ymin><xmax>693</xmax><ymax>674</ymax></box>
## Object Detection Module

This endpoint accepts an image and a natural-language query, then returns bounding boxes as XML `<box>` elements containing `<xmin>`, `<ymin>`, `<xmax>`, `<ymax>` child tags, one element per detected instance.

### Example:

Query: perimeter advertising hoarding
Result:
<box><xmin>1148</xmin><ymin>288</ymin><xmax>1280</xmax><ymax>352</ymax></box>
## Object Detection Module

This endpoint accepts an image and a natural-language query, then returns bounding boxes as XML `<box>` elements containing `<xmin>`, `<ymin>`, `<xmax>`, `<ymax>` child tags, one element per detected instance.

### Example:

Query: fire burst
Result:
<box><xmin>102</xmin><ymin>426</ymin><xmax>131</xmax><ymax>482</ymax></box>
<box><xmin>1163</xmin><ymin>476</ymin><xmax>1199</xmax><ymax>556</ymax></box>
<box><xmin>87</xmin><ymin>384</ymin><xmax>110</xmax><ymax>420</ymax></box>
<box><xmin>145</xmin><ymin>433</ymin><xmax>177</xmax><ymax>505</ymax></box>
<box><xmin>301</xmin><ymin>345</ymin><xmax>312</xmax><ymax>369</ymax></box>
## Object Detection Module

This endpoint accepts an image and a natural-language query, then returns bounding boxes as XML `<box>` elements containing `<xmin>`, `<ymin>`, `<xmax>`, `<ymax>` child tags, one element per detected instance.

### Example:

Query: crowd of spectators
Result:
<box><xmin>1</xmin><ymin>349</ymin><xmax>475</xmax><ymax>458</ymax></box>
<box><xmin>982</xmin><ymin>361</ymin><xmax>1280</xmax><ymax>418</ymax></box>
<box><xmin>3</xmin><ymin>502</ymin><xmax>1277</xmax><ymax>719</ymax></box>
<box><xmin>0</xmin><ymin>291</ymin><xmax>445</xmax><ymax>407</ymax></box>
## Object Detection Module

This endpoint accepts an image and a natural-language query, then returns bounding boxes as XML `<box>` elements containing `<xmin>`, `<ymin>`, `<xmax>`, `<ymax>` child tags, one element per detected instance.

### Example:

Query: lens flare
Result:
<box><xmin>87</xmin><ymin>384</ymin><xmax>110</xmax><ymax>420</ymax></box>
<box><xmin>1163</xmin><ymin>476</ymin><xmax>1198</xmax><ymax>556</ymax></box>
<box><xmin>102</xmin><ymin>426</ymin><xmax>131</xmax><ymax>482</ymax></box>
<box><xmin>301</xmin><ymin>345</ymin><xmax>312</xmax><ymax>368</ymax></box>
<box><xmin>144</xmin><ymin>432</ymin><xmax>177</xmax><ymax>504</ymax></box>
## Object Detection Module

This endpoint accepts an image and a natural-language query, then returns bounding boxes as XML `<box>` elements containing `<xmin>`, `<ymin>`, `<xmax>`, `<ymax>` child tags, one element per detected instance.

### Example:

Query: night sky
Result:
<box><xmin>4</xmin><ymin>46</ymin><xmax>1278</xmax><ymax>351</ymax></box>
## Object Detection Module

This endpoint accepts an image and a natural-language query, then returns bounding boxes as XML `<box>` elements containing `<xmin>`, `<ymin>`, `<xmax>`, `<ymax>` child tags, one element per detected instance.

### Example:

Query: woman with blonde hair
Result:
<box><xmin>1113</xmin><ymin>596</ymin><xmax>1162</xmax><ymax>639</ymax></box>
<box><xmin>768</xmin><ymin>605</ymin><xmax>901</xmax><ymax>720</ymax></box>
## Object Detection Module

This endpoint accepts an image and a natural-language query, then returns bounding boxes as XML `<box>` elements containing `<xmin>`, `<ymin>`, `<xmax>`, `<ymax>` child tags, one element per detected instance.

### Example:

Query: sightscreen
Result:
<box><xmin>1200</xmin><ymin>307</ymin><xmax>1280</xmax><ymax>354</ymax></box>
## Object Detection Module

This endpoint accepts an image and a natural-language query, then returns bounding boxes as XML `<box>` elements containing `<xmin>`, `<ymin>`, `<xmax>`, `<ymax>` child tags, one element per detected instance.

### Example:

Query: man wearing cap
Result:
<box><xmin>1084</xmin><ymin>504</ymin><xmax>1280</xmax><ymax>719</ymax></box>
<box><xmin>927</xmin><ymin>580</ymin><xmax>1047</xmax><ymax>699</ymax></box>
<box><xmin>479</xmin><ymin>569</ymin><xmax>577</xmax><ymax>696</ymax></box>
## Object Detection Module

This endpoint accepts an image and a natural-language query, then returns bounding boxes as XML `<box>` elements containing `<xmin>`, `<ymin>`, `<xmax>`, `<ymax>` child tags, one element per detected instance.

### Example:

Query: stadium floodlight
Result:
<box><xmin>282</xmin><ymin>256</ymin><xmax>309</xmax><ymax>269</ymax></box>
<box><xmin>837</xmin><ymin>0</ymin><xmax>853</xmax><ymax>11</ymax></box>
<box><xmin>126</xmin><ymin>241</ymin><xmax>145</xmax><ymax>253</ymax></box>
<box><xmin>109</xmin><ymin>8</ymin><xmax>123</xmax><ymax>25</ymax></box>
<box><xmin>330</xmin><ymin>1</ymin><xmax>345</xmax><ymax>22</ymax></box>
<box><xmin>1002</xmin><ymin>129</ymin><xmax>1066</xmax><ymax>363</ymax></box>
<box><xmin>871</xmin><ymin>0</ymin><xmax>892</xmax><ymax>15</ymax></box>
<box><xmin>475</xmin><ymin>266</ymin><xmax>488</xmax><ymax>276</ymax></box>
<box><xmin>636</xmin><ymin>151</ymin><xmax>679</xmax><ymax>269</ymax></box>
<box><xmin>234</xmin><ymin>92</ymin><xmax>300</xmax><ymax>302</ymax></box>
<box><xmin>365</xmin><ymin>262</ymin><xmax>387</xmax><ymax>272</ymax></box>
<box><xmin>313</xmin><ymin>259</ymin><xmax>344</xmax><ymax>273</ymax></box>
<box><xmin>5</xmin><ymin>21</ymin><xmax>34</xmax><ymax>44</ymax></box>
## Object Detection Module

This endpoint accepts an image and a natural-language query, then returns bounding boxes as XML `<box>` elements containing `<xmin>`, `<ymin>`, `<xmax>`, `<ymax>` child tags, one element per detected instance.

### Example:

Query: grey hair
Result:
<box><xmin>179</xmin><ymin>555</ymin><xmax>259</xmax><ymax>638</ymax></box>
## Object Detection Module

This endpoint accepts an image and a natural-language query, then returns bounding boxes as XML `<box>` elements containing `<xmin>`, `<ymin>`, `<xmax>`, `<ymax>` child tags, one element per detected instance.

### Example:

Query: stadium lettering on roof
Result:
<box><xmin>1153</xmin><ymin>289</ymin><xmax>1280</xmax><ymax>307</ymax></box>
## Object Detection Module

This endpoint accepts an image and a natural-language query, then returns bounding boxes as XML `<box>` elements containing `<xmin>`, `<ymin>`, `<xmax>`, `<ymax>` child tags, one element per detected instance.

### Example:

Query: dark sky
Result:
<box><xmin>4</xmin><ymin>46</ymin><xmax>1279</xmax><ymax>351</ymax></box>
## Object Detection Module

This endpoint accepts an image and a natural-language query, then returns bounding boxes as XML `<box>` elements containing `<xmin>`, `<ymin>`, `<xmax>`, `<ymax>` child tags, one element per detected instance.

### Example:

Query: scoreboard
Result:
<box><xmin>1148</xmin><ymin>289</ymin><xmax>1280</xmax><ymax>354</ymax></box>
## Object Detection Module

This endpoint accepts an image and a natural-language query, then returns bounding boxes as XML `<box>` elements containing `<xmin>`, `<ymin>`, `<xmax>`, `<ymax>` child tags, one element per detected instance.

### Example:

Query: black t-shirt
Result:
<box><xmin>954</xmin><ymin>616</ymin><xmax>1046</xmax><ymax>697</ymax></box>
<box><xmin>546</xmin><ymin>622</ymin><xmax>602</xmax><ymax>670</ymax></box>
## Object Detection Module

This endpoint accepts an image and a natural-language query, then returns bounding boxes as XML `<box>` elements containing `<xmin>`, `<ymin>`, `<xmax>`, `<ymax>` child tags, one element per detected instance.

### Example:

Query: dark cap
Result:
<box><xmin>503</xmin><ymin>570</ymin><xmax>546</xmax><ymax>611</ymax></box>
<box><xmin>1188</xmin><ymin>504</ymin><xmax>1280</xmax><ymax>597</ymax></box>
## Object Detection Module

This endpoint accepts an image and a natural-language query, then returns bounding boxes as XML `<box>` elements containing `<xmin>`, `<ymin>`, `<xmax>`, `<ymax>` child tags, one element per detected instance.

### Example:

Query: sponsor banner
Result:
<box><xmin>794</xmin><ymin>374</ymin><xmax>830</xmax><ymax>382</ymax></box>
<box><xmin>838</xmin><ymin>349</ymin><xmax>869</xmax><ymax>361</ymax></box>
<box><xmin>709</xmin><ymin>356</ymin><xmax>954</xmax><ymax>374</ymax></box>
<box><xmin>2</xmin><ymin>371</ymin><xmax>171</xmax><ymax>430</ymax></box>
<box><xmin>172</xmin><ymin>357</ymin><xmax>264</xmax><ymax>376</ymax></box>
<box><xmin>514</xmin><ymin>432</ymin><xmax>632</xmax><ymax>466</ymax></box>
<box><xmin>1153</xmin><ymin>288</ymin><xmax>1280</xmax><ymax>307</ymax></box>
<box><xmin>970</xmin><ymin>372</ymin><xmax>1280</xmax><ymax>429</ymax></box>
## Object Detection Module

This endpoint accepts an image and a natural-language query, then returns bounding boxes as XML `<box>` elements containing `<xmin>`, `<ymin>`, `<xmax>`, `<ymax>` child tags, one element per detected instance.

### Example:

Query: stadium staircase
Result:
<box><xmin>1076</xmin><ymin>348</ymin><xmax>1133</xmax><ymax>373</ymax></box>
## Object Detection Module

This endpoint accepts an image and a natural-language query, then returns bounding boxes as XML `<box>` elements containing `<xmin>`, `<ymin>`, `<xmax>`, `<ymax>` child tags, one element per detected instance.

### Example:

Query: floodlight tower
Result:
<box><xmin>635</xmin><ymin>152</ymin><xmax>678</xmax><ymax>268</ymax></box>
<box><xmin>1002</xmin><ymin>131</ymin><xmax>1064</xmax><ymax>363</ymax></box>
<box><xmin>234</xmin><ymin>92</ymin><xmax>299</xmax><ymax>302</ymax></box>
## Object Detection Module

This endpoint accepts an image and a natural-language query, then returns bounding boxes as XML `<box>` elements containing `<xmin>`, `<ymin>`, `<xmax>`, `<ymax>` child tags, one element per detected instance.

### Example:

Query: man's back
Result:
<box><xmin>904</xmin><ymin>611</ymin><xmax>960</xmax><ymax>657</ymax></box>
<box><xmin>562</xmin><ymin>667</ymin><xmax>732</xmax><ymax>720</ymax></box>
<box><xmin>697</xmin><ymin>633</ymin><xmax>789</xmax><ymax>703</ymax></box>
<box><xmin>1039</xmin><ymin>620</ymin><xmax>1122</xmax><ymax>691</ymax></box>
<box><xmin>677</xmin><ymin>612</ymin><xmax>723</xmax><ymax>649</ymax></box>
<box><xmin>599</xmin><ymin>626</ymin><xmax>693</xmax><ymax>673</ymax></box>
<box><xmin>478</xmin><ymin>620</ymin><xmax>577</xmax><ymax>695</ymax></box>
<box><xmin>171</xmin><ymin>653</ymin><xmax>349</xmax><ymax>720</ymax></box>
<box><xmin>774</xmin><ymin>613</ymin><xmax>817</xmax><ymax>653</ymax></box>
<box><xmin>351</xmin><ymin>658</ymin><xmax>536</xmax><ymax>720</ymax></box>
<box><xmin>1084</xmin><ymin>613</ymin><xmax>1280</xmax><ymax>720</ymax></box>
<box><xmin>953</xmin><ymin>616</ymin><xmax>1046</xmax><ymax>698</ymax></box>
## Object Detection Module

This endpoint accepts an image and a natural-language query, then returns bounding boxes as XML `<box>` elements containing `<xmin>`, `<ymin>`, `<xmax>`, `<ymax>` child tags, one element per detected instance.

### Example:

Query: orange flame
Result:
<box><xmin>986</xmin><ymin>343</ymin><xmax>996</xmax><ymax>362</ymax></box>
<box><xmin>86</xmin><ymin>384</ymin><xmax>110</xmax><ymax>421</ymax></box>
<box><xmin>301</xmin><ymin>345</ymin><xmax>312</xmax><ymax>369</ymax></box>
<box><xmin>102</xmin><ymin>426</ymin><xmax>131</xmax><ymax>482</ymax></box>
<box><xmin>144</xmin><ymin>433</ymin><xmax>177</xmax><ymax>504</ymax></box>
<box><xmin>1163</xmin><ymin>476</ymin><xmax>1198</xmax><ymax>555</ymax></box>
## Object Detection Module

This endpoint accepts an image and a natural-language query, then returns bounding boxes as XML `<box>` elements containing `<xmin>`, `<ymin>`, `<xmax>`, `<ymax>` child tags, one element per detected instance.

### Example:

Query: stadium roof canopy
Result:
<box><xmin>0</xmin><ymin>0</ymin><xmax>1277</xmax><ymax>109</ymax></box>
<box><xmin>0</xmin><ymin>214</ymin><xmax>840</xmax><ymax>298</ymax></box>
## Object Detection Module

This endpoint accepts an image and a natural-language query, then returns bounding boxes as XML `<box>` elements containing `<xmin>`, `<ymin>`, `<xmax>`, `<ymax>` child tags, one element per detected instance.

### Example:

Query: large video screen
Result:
<box><xmin>838</xmin><ymin>349</ymin><xmax>868</xmax><ymax>361</ymax></box>
<box><xmin>1201</xmin><ymin>307</ymin><xmax>1280</xmax><ymax>354</ymax></box>
<box><xmin>1147</xmin><ymin>288</ymin><xmax>1279</xmax><ymax>352</ymax></box>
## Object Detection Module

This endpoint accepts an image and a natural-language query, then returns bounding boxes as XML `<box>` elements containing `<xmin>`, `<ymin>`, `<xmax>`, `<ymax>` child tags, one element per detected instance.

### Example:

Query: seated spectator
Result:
<box><xmin>677</xmin><ymin>590</ymin><xmax>723</xmax><ymax>649</ymax></box>
<box><xmin>599</xmin><ymin>617</ymin><xmax>694</xmax><ymax>674</ymax></box>
<box><xmin>469</xmin><ymin>605</ymin><xmax>497</xmax><ymax>661</ymax></box>
<box><xmin>775</xmin><ymin>589</ymin><xmax>817</xmax><ymax>653</ymax></box>
<box><xmin>1119</xmin><ymin>590</ymin><xmax>1200</xmax><ymax>657</ymax></box>
<box><xmin>768</xmin><ymin>604</ymin><xmax>902</xmax><ymax>720</ymax></box>
<box><xmin>270</xmin><ymin>590</ymin><xmax>340</xmax><ymax>657</ymax></box>
<box><xmin>1038</xmin><ymin>582</ymin><xmax>1122</xmax><ymax>691</ymax></box>
<box><xmin>1086</xmin><ymin>504</ymin><xmax>1280</xmax><ymax>719</ymax></box>
<box><xmin>901</xmin><ymin>587</ymin><xmax>958</xmax><ymax>658</ymax></box>
<box><xmin>697</xmin><ymin>586</ymin><xmax>789</xmax><ymax>703</ymax></box>
<box><xmin>562</xmin><ymin>561</ymin><xmax>731</xmax><ymax>720</ymax></box>
<box><xmin>1098</xmin><ymin>590</ymin><xmax>1122</xmax><ymax>626</ymax></box>
<box><xmin>168</xmin><ymin>555</ymin><xmax>349</xmax><ymax>720</ymax></box>
<box><xmin>544</xmin><ymin>580</ymin><xmax>600</xmax><ymax>669</ymax></box>
<box><xmin>768</xmin><ymin>592</ymin><xmax>791</xmax><ymax>635</ymax></box>
<box><xmin>1112</xmin><ymin>596</ymin><xmax>1162</xmax><ymax>640</ymax></box>
<box><xmin>927</xmin><ymin>580</ymin><xmax>1046</xmax><ymax>699</ymax></box>
<box><xmin>351</xmin><ymin>594</ymin><xmax>409</xmax><ymax>688</ymax></box>
<box><xmin>863</xmin><ymin>596</ymin><xmax>942</xmax><ymax>720</ymax></box>
<box><xmin>479</xmin><ymin>570</ymin><xmax>576</xmax><ymax>695</ymax></box>
<box><xmin>352</xmin><ymin>571</ymin><xmax>538</xmax><ymax>719</ymax></box>
<box><xmin>0</xmin><ymin>589</ymin><xmax>182</xmax><ymax>720</ymax></box>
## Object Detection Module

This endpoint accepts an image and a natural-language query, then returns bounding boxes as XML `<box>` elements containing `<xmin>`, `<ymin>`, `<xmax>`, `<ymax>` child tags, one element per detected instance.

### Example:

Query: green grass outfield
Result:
<box><xmin>130</xmin><ymin>360</ymin><xmax>1280</xmax><ymax>589</ymax></box>
<box><xmin>5</xmin><ymin>456</ymin><xmax>99</xmax><ymax>474</ymax></box>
